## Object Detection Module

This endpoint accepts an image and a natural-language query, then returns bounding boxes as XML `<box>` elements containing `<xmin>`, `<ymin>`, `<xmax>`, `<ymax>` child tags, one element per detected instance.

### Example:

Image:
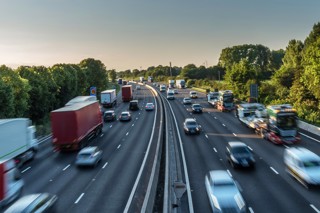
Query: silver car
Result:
<box><xmin>205</xmin><ymin>170</ymin><xmax>247</xmax><ymax>213</ymax></box>
<box><xmin>183</xmin><ymin>97</ymin><xmax>192</xmax><ymax>105</ymax></box>
<box><xmin>75</xmin><ymin>146</ymin><xmax>103</xmax><ymax>167</ymax></box>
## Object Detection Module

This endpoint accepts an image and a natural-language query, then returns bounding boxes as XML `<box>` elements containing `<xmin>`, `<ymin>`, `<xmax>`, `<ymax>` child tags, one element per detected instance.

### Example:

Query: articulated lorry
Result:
<box><xmin>65</xmin><ymin>96</ymin><xmax>97</xmax><ymax>106</ymax></box>
<box><xmin>216</xmin><ymin>90</ymin><xmax>234</xmax><ymax>112</ymax></box>
<box><xmin>207</xmin><ymin>92</ymin><xmax>220</xmax><ymax>108</ymax></box>
<box><xmin>101</xmin><ymin>89</ymin><xmax>117</xmax><ymax>107</ymax></box>
<box><xmin>237</xmin><ymin>103</ymin><xmax>300</xmax><ymax>145</ymax></box>
<box><xmin>0</xmin><ymin>119</ymin><xmax>38</xmax><ymax>167</ymax></box>
<box><xmin>122</xmin><ymin>85</ymin><xmax>133</xmax><ymax>102</ymax></box>
<box><xmin>176</xmin><ymin>79</ymin><xmax>185</xmax><ymax>89</ymax></box>
<box><xmin>51</xmin><ymin>101</ymin><xmax>103</xmax><ymax>151</ymax></box>
<box><xmin>0</xmin><ymin>159</ymin><xmax>24</xmax><ymax>208</ymax></box>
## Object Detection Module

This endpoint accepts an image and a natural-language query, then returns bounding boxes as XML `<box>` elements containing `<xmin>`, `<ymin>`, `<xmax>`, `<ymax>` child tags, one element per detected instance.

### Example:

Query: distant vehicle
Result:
<box><xmin>183</xmin><ymin>118</ymin><xmax>201</xmax><ymax>135</ymax></box>
<box><xmin>189</xmin><ymin>91</ymin><xmax>197</xmax><ymax>99</ymax></box>
<box><xmin>159</xmin><ymin>84</ymin><xmax>166</xmax><ymax>92</ymax></box>
<box><xmin>136</xmin><ymin>85</ymin><xmax>141</xmax><ymax>90</ymax></box>
<box><xmin>51</xmin><ymin>101</ymin><xmax>103</xmax><ymax>151</ymax></box>
<box><xmin>148</xmin><ymin>76</ymin><xmax>153</xmax><ymax>83</ymax></box>
<box><xmin>118</xmin><ymin>78</ymin><xmax>123</xmax><ymax>84</ymax></box>
<box><xmin>4</xmin><ymin>193</ymin><xmax>58</xmax><ymax>213</ymax></box>
<box><xmin>122</xmin><ymin>80</ymin><xmax>128</xmax><ymax>85</ymax></box>
<box><xmin>207</xmin><ymin>92</ymin><xmax>220</xmax><ymax>108</ymax></box>
<box><xmin>119</xmin><ymin>111</ymin><xmax>132</xmax><ymax>121</ymax></box>
<box><xmin>284</xmin><ymin>147</ymin><xmax>320</xmax><ymax>188</ymax></box>
<box><xmin>0</xmin><ymin>118</ymin><xmax>38</xmax><ymax>167</ymax></box>
<box><xmin>174</xmin><ymin>89</ymin><xmax>178</xmax><ymax>94</ymax></box>
<box><xmin>176</xmin><ymin>79</ymin><xmax>185</xmax><ymax>89</ymax></box>
<box><xmin>0</xmin><ymin>159</ymin><xmax>24</xmax><ymax>209</ymax></box>
<box><xmin>168</xmin><ymin>80</ymin><xmax>175</xmax><ymax>88</ymax></box>
<box><xmin>139</xmin><ymin>76</ymin><xmax>144</xmax><ymax>82</ymax></box>
<box><xmin>145</xmin><ymin>103</ymin><xmax>155</xmax><ymax>111</ymax></box>
<box><xmin>122</xmin><ymin>85</ymin><xmax>133</xmax><ymax>102</ymax></box>
<box><xmin>65</xmin><ymin>96</ymin><xmax>97</xmax><ymax>106</ymax></box>
<box><xmin>226</xmin><ymin>142</ymin><xmax>255</xmax><ymax>169</ymax></box>
<box><xmin>103</xmin><ymin>110</ymin><xmax>116</xmax><ymax>122</ymax></box>
<box><xmin>191</xmin><ymin>104</ymin><xmax>203</xmax><ymax>113</ymax></box>
<box><xmin>129</xmin><ymin>100</ymin><xmax>139</xmax><ymax>111</ymax></box>
<box><xmin>216</xmin><ymin>90</ymin><xmax>234</xmax><ymax>112</ymax></box>
<box><xmin>100</xmin><ymin>89</ymin><xmax>117</xmax><ymax>108</ymax></box>
<box><xmin>183</xmin><ymin>97</ymin><xmax>192</xmax><ymax>105</ymax></box>
<box><xmin>75</xmin><ymin>146</ymin><xmax>103</xmax><ymax>167</ymax></box>
<box><xmin>205</xmin><ymin>170</ymin><xmax>247</xmax><ymax>213</ymax></box>
<box><xmin>167</xmin><ymin>90</ymin><xmax>175</xmax><ymax>100</ymax></box>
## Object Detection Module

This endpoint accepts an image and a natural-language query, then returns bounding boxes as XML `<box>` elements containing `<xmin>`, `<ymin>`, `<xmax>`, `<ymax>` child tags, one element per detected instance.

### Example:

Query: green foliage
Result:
<box><xmin>108</xmin><ymin>69</ymin><xmax>117</xmax><ymax>83</ymax></box>
<box><xmin>0</xmin><ymin>77</ymin><xmax>15</xmax><ymax>118</ymax></box>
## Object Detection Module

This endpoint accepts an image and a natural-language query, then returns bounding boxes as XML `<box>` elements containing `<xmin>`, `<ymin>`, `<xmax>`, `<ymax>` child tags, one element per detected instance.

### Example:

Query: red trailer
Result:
<box><xmin>51</xmin><ymin>101</ymin><xmax>103</xmax><ymax>151</ymax></box>
<box><xmin>122</xmin><ymin>85</ymin><xmax>133</xmax><ymax>102</ymax></box>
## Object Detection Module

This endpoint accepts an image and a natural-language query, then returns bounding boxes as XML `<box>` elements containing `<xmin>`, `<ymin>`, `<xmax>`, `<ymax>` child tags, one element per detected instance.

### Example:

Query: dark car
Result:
<box><xmin>5</xmin><ymin>193</ymin><xmax>58</xmax><ymax>213</ymax></box>
<box><xmin>103</xmin><ymin>110</ymin><xmax>116</xmax><ymax>122</ymax></box>
<box><xmin>226</xmin><ymin>141</ymin><xmax>255</xmax><ymax>169</ymax></box>
<box><xmin>192</xmin><ymin>104</ymin><xmax>203</xmax><ymax>113</ymax></box>
<box><xmin>129</xmin><ymin>100</ymin><xmax>139</xmax><ymax>111</ymax></box>
<box><xmin>119</xmin><ymin>111</ymin><xmax>132</xmax><ymax>121</ymax></box>
<box><xmin>183</xmin><ymin>118</ymin><xmax>201</xmax><ymax>135</ymax></box>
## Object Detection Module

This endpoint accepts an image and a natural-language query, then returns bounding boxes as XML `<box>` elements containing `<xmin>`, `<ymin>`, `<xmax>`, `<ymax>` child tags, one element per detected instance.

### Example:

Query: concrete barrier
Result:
<box><xmin>298</xmin><ymin>120</ymin><xmax>320</xmax><ymax>136</ymax></box>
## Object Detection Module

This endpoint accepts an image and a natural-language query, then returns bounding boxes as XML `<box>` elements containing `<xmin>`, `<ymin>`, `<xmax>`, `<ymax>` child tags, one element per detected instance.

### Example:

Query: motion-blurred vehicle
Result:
<box><xmin>183</xmin><ymin>97</ymin><xmax>192</xmax><ymax>105</ymax></box>
<box><xmin>191</xmin><ymin>104</ymin><xmax>203</xmax><ymax>113</ymax></box>
<box><xmin>205</xmin><ymin>170</ymin><xmax>247</xmax><ymax>213</ymax></box>
<box><xmin>226</xmin><ymin>142</ymin><xmax>255</xmax><ymax>169</ymax></box>
<box><xmin>75</xmin><ymin>146</ymin><xmax>103</xmax><ymax>167</ymax></box>
<box><xmin>284</xmin><ymin>147</ymin><xmax>320</xmax><ymax>188</ymax></box>
<box><xmin>189</xmin><ymin>91</ymin><xmax>198</xmax><ymax>98</ymax></box>
<box><xmin>119</xmin><ymin>111</ymin><xmax>132</xmax><ymax>121</ymax></box>
<box><xmin>4</xmin><ymin>193</ymin><xmax>58</xmax><ymax>213</ymax></box>
<box><xmin>183</xmin><ymin>118</ymin><xmax>201</xmax><ymax>135</ymax></box>
<box><xmin>145</xmin><ymin>103</ymin><xmax>155</xmax><ymax>111</ymax></box>
<box><xmin>103</xmin><ymin>110</ymin><xmax>116</xmax><ymax>122</ymax></box>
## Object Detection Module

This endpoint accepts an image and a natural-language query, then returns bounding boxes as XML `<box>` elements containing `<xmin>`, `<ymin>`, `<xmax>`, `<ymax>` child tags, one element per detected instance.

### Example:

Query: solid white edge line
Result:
<box><xmin>102</xmin><ymin>162</ymin><xmax>108</xmax><ymax>169</ymax></box>
<box><xmin>249</xmin><ymin>207</ymin><xmax>254</xmax><ymax>213</ymax></box>
<box><xmin>125</xmin><ymin>85</ymin><xmax>158</xmax><ymax>213</ymax></box>
<box><xmin>21</xmin><ymin>167</ymin><xmax>31</xmax><ymax>173</ymax></box>
<box><xmin>74</xmin><ymin>193</ymin><xmax>85</xmax><ymax>204</ymax></box>
<box><xmin>62</xmin><ymin>164</ymin><xmax>70</xmax><ymax>171</ymax></box>
<box><xmin>310</xmin><ymin>204</ymin><xmax>320</xmax><ymax>213</ymax></box>
<box><xmin>300</xmin><ymin>132</ymin><xmax>320</xmax><ymax>143</ymax></box>
<box><xmin>270</xmin><ymin>167</ymin><xmax>279</xmax><ymax>174</ymax></box>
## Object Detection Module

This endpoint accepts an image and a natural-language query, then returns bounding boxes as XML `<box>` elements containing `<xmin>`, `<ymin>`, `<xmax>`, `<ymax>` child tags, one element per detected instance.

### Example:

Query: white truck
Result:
<box><xmin>139</xmin><ymin>76</ymin><xmax>145</xmax><ymax>83</ymax></box>
<box><xmin>207</xmin><ymin>92</ymin><xmax>220</xmax><ymax>108</ymax></box>
<box><xmin>101</xmin><ymin>89</ymin><xmax>117</xmax><ymax>108</ymax></box>
<box><xmin>0</xmin><ymin>159</ymin><xmax>24</xmax><ymax>208</ymax></box>
<box><xmin>176</xmin><ymin>79</ymin><xmax>185</xmax><ymax>89</ymax></box>
<box><xmin>236</xmin><ymin>103</ymin><xmax>267</xmax><ymax>129</ymax></box>
<box><xmin>0</xmin><ymin>118</ymin><xmax>38</xmax><ymax>168</ymax></box>
<box><xmin>168</xmin><ymin>80</ymin><xmax>175</xmax><ymax>88</ymax></box>
<box><xmin>65</xmin><ymin>96</ymin><xmax>97</xmax><ymax>106</ymax></box>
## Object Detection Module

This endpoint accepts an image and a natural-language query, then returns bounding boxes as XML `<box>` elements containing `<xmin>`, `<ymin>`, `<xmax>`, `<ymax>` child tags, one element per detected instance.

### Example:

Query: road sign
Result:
<box><xmin>250</xmin><ymin>84</ymin><xmax>258</xmax><ymax>99</ymax></box>
<box><xmin>173</xmin><ymin>181</ymin><xmax>186</xmax><ymax>199</ymax></box>
<box><xmin>90</xmin><ymin>86</ymin><xmax>97</xmax><ymax>96</ymax></box>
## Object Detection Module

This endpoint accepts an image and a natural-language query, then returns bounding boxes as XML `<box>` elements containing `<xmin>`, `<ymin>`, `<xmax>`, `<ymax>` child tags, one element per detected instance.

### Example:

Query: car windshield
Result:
<box><xmin>303</xmin><ymin>160</ymin><xmax>320</xmax><ymax>168</ymax></box>
<box><xmin>79</xmin><ymin>153</ymin><xmax>91</xmax><ymax>158</ymax></box>
<box><xmin>186</xmin><ymin>121</ymin><xmax>197</xmax><ymax>126</ymax></box>
<box><xmin>277</xmin><ymin>115</ymin><xmax>297</xmax><ymax>129</ymax></box>
<box><xmin>232</xmin><ymin>147</ymin><xmax>250</xmax><ymax>154</ymax></box>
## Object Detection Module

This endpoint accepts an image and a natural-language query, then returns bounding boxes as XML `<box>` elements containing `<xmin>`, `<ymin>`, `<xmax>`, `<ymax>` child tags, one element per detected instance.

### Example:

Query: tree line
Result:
<box><xmin>1</xmin><ymin>23</ymin><xmax>319</xmax><ymax>126</ymax></box>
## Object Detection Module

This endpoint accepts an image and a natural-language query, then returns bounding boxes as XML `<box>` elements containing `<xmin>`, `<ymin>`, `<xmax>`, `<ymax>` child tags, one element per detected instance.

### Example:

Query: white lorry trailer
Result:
<box><xmin>0</xmin><ymin>159</ymin><xmax>24</xmax><ymax>208</ymax></box>
<box><xmin>207</xmin><ymin>92</ymin><xmax>220</xmax><ymax>108</ymax></box>
<box><xmin>236</xmin><ymin>103</ymin><xmax>267</xmax><ymax>129</ymax></box>
<box><xmin>0</xmin><ymin>119</ymin><xmax>38</xmax><ymax>168</ymax></box>
<box><xmin>101</xmin><ymin>89</ymin><xmax>117</xmax><ymax>108</ymax></box>
<box><xmin>176</xmin><ymin>79</ymin><xmax>185</xmax><ymax>89</ymax></box>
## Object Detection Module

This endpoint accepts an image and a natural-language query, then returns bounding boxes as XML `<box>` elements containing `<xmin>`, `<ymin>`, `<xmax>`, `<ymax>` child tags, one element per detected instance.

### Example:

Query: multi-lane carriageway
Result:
<box><xmin>18</xmin><ymin>82</ymin><xmax>320</xmax><ymax>213</ymax></box>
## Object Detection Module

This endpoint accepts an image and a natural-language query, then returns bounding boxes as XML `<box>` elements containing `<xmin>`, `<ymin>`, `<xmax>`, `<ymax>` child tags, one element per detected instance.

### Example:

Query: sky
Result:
<box><xmin>1</xmin><ymin>0</ymin><xmax>320</xmax><ymax>71</ymax></box>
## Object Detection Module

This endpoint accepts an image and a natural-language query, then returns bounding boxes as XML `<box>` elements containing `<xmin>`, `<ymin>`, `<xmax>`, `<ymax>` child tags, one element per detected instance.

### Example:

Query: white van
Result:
<box><xmin>284</xmin><ymin>147</ymin><xmax>320</xmax><ymax>188</ymax></box>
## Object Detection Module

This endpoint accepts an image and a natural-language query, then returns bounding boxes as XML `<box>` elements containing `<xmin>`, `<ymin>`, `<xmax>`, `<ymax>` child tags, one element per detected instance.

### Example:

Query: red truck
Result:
<box><xmin>51</xmin><ymin>101</ymin><xmax>103</xmax><ymax>151</ymax></box>
<box><xmin>122</xmin><ymin>85</ymin><xmax>133</xmax><ymax>102</ymax></box>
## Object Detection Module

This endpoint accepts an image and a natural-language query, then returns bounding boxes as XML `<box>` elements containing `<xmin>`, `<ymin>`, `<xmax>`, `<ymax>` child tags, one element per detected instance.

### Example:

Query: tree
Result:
<box><xmin>0</xmin><ymin>77</ymin><xmax>15</xmax><ymax>118</ymax></box>
<box><xmin>108</xmin><ymin>69</ymin><xmax>117</xmax><ymax>83</ymax></box>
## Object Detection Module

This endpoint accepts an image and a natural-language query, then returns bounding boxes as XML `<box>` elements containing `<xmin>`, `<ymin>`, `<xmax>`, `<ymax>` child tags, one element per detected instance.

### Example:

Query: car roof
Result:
<box><xmin>184</xmin><ymin>97</ymin><xmax>191</xmax><ymax>100</ymax></box>
<box><xmin>105</xmin><ymin>110</ymin><xmax>115</xmax><ymax>113</ymax></box>
<box><xmin>146</xmin><ymin>103</ymin><xmax>154</xmax><ymax>105</ymax></box>
<box><xmin>79</xmin><ymin>146</ymin><xmax>98</xmax><ymax>154</ymax></box>
<box><xmin>208</xmin><ymin>170</ymin><xmax>233</xmax><ymax>184</ymax></box>
<box><xmin>227</xmin><ymin>141</ymin><xmax>247</xmax><ymax>148</ymax></box>
<box><xmin>121</xmin><ymin>111</ymin><xmax>130</xmax><ymax>114</ymax></box>
<box><xmin>130</xmin><ymin>100</ymin><xmax>138</xmax><ymax>103</ymax></box>
<box><xmin>192</xmin><ymin>104</ymin><xmax>201</xmax><ymax>106</ymax></box>
<box><xmin>185</xmin><ymin>118</ymin><xmax>196</xmax><ymax>122</ymax></box>
<box><xmin>286</xmin><ymin>147</ymin><xmax>320</xmax><ymax>161</ymax></box>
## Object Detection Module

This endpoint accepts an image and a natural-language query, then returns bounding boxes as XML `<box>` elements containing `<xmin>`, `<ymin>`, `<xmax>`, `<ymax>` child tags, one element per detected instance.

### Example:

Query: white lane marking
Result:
<box><xmin>74</xmin><ymin>193</ymin><xmax>85</xmax><ymax>204</ymax></box>
<box><xmin>21</xmin><ymin>167</ymin><xmax>31</xmax><ymax>173</ymax></box>
<box><xmin>227</xmin><ymin>170</ymin><xmax>232</xmax><ymax>177</ymax></box>
<box><xmin>110</xmin><ymin>125</ymin><xmax>113</xmax><ymax>128</ymax></box>
<box><xmin>233</xmin><ymin>133</ymin><xmax>237</xmax><ymax>136</ymax></box>
<box><xmin>126</xmin><ymin>132</ymin><xmax>129</xmax><ymax>136</ymax></box>
<box><xmin>100</xmin><ymin>134</ymin><xmax>104</xmax><ymax>137</ymax></box>
<box><xmin>300</xmin><ymin>132</ymin><xmax>320</xmax><ymax>143</ymax></box>
<box><xmin>102</xmin><ymin>162</ymin><xmax>108</xmax><ymax>169</ymax></box>
<box><xmin>117</xmin><ymin>144</ymin><xmax>121</xmax><ymax>149</ymax></box>
<box><xmin>136</xmin><ymin>117</ymin><xmax>138</xmax><ymax>120</ymax></box>
<box><xmin>214</xmin><ymin>117</ymin><xmax>217</xmax><ymax>119</ymax></box>
<box><xmin>270</xmin><ymin>167</ymin><xmax>279</xmax><ymax>174</ymax></box>
<box><xmin>205</xmin><ymin>134</ymin><xmax>208</xmax><ymax>138</ymax></box>
<box><xmin>63</xmin><ymin>164</ymin><xmax>70</xmax><ymax>171</ymax></box>
<box><xmin>249</xmin><ymin>207</ymin><xmax>254</xmax><ymax>213</ymax></box>
<box><xmin>213</xmin><ymin>148</ymin><xmax>217</xmax><ymax>153</ymax></box>
<box><xmin>132</xmin><ymin>124</ymin><xmax>135</xmax><ymax>127</ymax></box>
<box><xmin>222</xmin><ymin>124</ymin><xmax>226</xmax><ymax>127</ymax></box>
<box><xmin>248</xmin><ymin>146</ymin><xmax>253</xmax><ymax>151</ymax></box>
<box><xmin>310</xmin><ymin>204</ymin><xmax>320</xmax><ymax>213</ymax></box>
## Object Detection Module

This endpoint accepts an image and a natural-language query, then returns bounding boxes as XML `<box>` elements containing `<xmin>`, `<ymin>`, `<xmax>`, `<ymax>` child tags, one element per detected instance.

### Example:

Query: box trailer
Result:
<box><xmin>122</xmin><ymin>85</ymin><xmax>133</xmax><ymax>102</ymax></box>
<box><xmin>101</xmin><ymin>89</ymin><xmax>117</xmax><ymax>107</ymax></box>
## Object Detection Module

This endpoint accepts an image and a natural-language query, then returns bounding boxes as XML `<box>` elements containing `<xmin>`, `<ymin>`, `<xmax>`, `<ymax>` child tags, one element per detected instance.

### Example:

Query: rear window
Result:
<box><xmin>79</xmin><ymin>153</ymin><xmax>91</xmax><ymax>158</ymax></box>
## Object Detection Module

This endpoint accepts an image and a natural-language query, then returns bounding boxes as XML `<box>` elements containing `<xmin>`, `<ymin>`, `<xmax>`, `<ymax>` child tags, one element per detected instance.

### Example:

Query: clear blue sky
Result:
<box><xmin>1</xmin><ymin>0</ymin><xmax>320</xmax><ymax>71</ymax></box>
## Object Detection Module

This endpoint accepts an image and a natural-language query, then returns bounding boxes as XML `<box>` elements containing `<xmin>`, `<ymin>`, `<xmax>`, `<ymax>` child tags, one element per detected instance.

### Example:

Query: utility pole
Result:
<box><xmin>169</xmin><ymin>62</ymin><xmax>172</xmax><ymax>76</ymax></box>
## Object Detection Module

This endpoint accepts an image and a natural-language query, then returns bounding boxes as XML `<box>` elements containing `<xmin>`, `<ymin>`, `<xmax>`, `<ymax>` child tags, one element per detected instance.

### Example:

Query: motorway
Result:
<box><xmin>15</xmin><ymin>82</ymin><xmax>320</xmax><ymax>213</ymax></box>
<box><xmin>18</xmin><ymin>83</ymin><xmax>162</xmax><ymax>213</ymax></box>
